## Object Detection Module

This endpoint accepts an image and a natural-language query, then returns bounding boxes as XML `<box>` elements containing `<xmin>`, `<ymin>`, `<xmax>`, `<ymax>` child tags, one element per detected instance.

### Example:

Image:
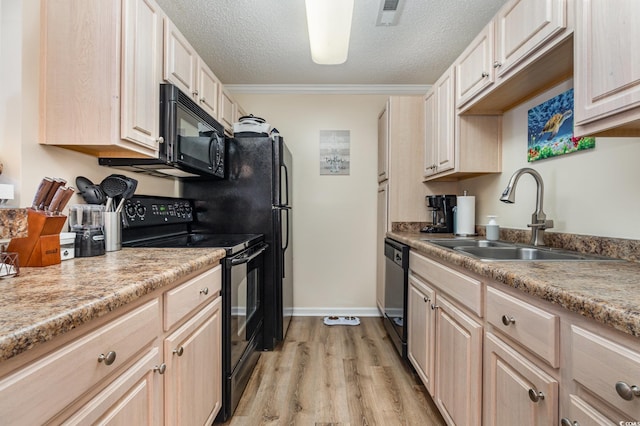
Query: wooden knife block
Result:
<box><xmin>6</xmin><ymin>209</ymin><xmax>66</xmax><ymax>267</ymax></box>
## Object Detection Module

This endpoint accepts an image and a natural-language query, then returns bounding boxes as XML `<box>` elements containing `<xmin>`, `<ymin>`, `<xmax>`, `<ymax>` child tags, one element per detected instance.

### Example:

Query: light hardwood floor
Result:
<box><xmin>221</xmin><ymin>316</ymin><xmax>446</xmax><ymax>425</ymax></box>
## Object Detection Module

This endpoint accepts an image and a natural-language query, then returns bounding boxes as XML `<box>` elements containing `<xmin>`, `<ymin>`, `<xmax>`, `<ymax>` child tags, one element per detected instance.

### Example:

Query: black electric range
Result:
<box><xmin>121</xmin><ymin>195</ymin><xmax>266</xmax><ymax>422</ymax></box>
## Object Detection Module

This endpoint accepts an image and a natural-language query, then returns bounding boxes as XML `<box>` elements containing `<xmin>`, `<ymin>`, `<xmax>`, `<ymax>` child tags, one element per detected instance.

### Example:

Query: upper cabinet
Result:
<box><xmin>40</xmin><ymin>0</ymin><xmax>165</xmax><ymax>158</ymax></box>
<box><xmin>573</xmin><ymin>0</ymin><xmax>640</xmax><ymax>137</ymax></box>
<box><xmin>456</xmin><ymin>0</ymin><xmax>573</xmax><ymax>114</ymax></box>
<box><xmin>424</xmin><ymin>67</ymin><xmax>502</xmax><ymax>182</ymax></box>
<box><xmin>164</xmin><ymin>20</ymin><xmax>221</xmax><ymax>120</ymax></box>
<box><xmin>219</xmin><ymin>88</ymin><xmax>236</xmax><ymax>136</ymax></box>
<box><xmin>377</xmin><ymin>104</ymin><xmax>389</xmax><ymax>183</ymax></box>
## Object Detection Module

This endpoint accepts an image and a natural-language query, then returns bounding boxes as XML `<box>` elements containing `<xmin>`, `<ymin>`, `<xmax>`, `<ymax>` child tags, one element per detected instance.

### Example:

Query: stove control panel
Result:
<box><xmin>123</xmin><ymin>196</ymin><xmax>193</xmax><ymax>227</ymax></box>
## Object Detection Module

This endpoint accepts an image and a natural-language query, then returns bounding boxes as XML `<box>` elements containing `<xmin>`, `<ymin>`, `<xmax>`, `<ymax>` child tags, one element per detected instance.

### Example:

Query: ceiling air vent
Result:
<box><xmin>376</xmin><ymin>0</ymin><xmax>404</xmax><ymax>26</ymax></box>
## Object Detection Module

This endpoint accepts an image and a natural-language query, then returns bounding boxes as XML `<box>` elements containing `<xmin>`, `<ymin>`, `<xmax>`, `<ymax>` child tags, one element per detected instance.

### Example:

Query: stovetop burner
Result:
<box><xmin>124</xmin><ymin>232</ymin><xmax>263</xmax><ymax>255</ymax></box>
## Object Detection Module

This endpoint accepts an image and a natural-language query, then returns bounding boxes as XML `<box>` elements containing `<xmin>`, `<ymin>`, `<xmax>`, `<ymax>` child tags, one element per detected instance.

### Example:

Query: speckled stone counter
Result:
<box><xmin>0</xmin><ymin>248</ymin><xmax>225</xmax><ymax>362</ymax></box>
<box><xmin>389</xmin><ymin>231</ymin><xmax>640</xmax><ymax>338</ymax></box>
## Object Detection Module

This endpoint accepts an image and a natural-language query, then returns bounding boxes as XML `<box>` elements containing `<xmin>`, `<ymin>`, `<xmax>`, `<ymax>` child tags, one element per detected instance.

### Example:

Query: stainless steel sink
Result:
<box><xmin>425</xmin><ymin>239</ymin><xmax>620</xmax><ymax>261</ymax></box>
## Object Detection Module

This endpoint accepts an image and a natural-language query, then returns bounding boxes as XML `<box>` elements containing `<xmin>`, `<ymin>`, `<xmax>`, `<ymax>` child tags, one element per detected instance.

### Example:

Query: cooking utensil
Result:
<box><xmin>100</xmin><ymin>175</ymin><xmax>129</xmax><ymax>212</ymax></box>
<box><xmin>75</xmin><ymin>176</ymin><xmax>106</xmax><ymax>205</ymax></box>
<box><xmin>115</xmin><ymin>176</ymin><xmax>138</xmax><ymax>213</ymax></box>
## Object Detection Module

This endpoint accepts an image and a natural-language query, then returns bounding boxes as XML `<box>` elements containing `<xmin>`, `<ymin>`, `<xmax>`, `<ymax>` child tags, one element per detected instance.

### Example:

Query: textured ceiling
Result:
<box><xmin>154</xmin><ymin>0</ymin><xmax>509</xmax><ymax>86</ymax></box>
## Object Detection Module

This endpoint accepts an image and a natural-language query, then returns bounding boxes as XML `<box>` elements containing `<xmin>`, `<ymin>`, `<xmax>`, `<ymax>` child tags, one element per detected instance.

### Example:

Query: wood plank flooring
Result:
<box><xmin>221</xmin><ymin>317</ymin><xmax>446</xmax><ymax>425</ymax></box>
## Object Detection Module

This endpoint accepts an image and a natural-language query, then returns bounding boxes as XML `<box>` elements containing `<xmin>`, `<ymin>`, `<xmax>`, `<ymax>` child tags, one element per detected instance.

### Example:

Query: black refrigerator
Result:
<box><xmin>183</xmin><ymin>134</ymin><xmax>293</xmax><ymax>350</ymax></box>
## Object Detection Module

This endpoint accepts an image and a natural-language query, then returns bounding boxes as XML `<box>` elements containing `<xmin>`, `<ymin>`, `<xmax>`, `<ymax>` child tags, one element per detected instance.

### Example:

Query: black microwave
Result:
<box><xmin>99</xmin><ymin>84</ymin><xmax>226</xmax><ymax>179</ymax></box>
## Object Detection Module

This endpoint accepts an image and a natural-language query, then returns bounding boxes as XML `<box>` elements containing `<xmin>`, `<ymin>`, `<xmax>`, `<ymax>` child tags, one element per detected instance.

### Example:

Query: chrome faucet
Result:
<box><xmin>500</xmin><ymin>168</ymin><xmax>554</xmax><ymax>246</ymax></box>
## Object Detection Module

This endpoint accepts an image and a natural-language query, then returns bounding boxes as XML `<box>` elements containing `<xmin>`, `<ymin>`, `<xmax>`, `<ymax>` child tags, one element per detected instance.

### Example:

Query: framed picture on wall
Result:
<box><xmin>319</xmin><ymin>130</ymin><xmax>350</xmax><ymax>175</ymax></box>
<box><xmin>527</xmin><ymin>88</ymin><xmax>595</xmax><ymax>162</ymax></box>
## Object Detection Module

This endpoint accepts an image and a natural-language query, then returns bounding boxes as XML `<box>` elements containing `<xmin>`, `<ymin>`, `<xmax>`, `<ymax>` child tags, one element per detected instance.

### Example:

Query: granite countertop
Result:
<box><xmin>389</xmin><ymin>231</ymin><xmax>640</xmax><ymax>338</ymax></box>
<box><xmin>0</xmin><ymin>248</ymin><xmax>226</xmax><ymax>363</ymax></box>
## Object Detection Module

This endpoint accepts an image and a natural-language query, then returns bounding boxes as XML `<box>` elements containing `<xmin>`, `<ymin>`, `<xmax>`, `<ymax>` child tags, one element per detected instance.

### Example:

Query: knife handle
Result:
<box><xmin>47</xmin><ymin>186</ymin><xmax>67</xmax><ymax>214</ymax></box>
<box><xmin>42</xmin><ymin>178</ymin><xmax>65</xmax><ymax>210</ymax></box>
<box><xmin>54</xmin><ymin>187</ymin><xmax>75</xmax><ymax>215</ymax></box>
<box><xmin>32</xmin><ymin>177</ymin><xmax>54</xmax><ymax>210</ymax></box>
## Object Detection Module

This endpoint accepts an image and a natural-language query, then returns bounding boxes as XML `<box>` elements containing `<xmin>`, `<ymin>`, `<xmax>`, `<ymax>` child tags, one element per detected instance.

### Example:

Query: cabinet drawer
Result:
<box><xmin>164</xmin><ymin>265</ymin><xmax>221</xmax><ymax>330</ymax></box>
<box><xmin>409</xmin><ymin>251</ymin><xmax>482</xmax><ymax>316</ymax></box>
<box><xmin>571</xmin><ymin>325</ymin><xmax>640</xmax><ymax>420</ymax></box>
<box><xmin>486</xmin><ymin>286</ymin><xmax>559</xmax><ymax>367</ymax></box>
<box><xmin>0</xmin><ymin>299</ymin><xmax>160</xmax><ymax>425</ymax></box>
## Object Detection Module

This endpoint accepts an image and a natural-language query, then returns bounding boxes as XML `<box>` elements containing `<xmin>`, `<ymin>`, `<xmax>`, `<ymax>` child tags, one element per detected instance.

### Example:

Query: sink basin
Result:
<box><xmin>425</xmin><ymin>239</ymin><xmax>620</xmax><ymax>261</ymax></box>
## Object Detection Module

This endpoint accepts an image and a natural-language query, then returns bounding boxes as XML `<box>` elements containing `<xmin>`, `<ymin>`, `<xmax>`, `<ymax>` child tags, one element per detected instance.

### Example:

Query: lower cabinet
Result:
<box><xmin>433</xmin><ymin>295</ymin><xmax>483</xmax><ymax>426</ymax></box>
<box><xmin>407</xmin><ymin>274</ymin><xmax>435</xmax><ymax>394</ymax></box>
<box><xmin>484</xmin><ymin>332</ymin><xmax>558</xmax><ymax>426</ymax></box>
<box><xmin>0</xmin><ymin>264</ymin><xmax>222</xmax><ymax>425</ymax></box>
<box><xmin>164</xmin><ymin>297</ymin><xmax>222</xmax><ymax>426</ymax></box>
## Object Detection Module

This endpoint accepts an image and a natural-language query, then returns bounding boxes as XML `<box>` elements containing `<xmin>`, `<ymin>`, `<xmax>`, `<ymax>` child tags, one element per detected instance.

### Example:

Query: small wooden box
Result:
<box><xmin>6</xmin><ymin>209</ymin><xmax>66</xmax><ymax>267</ymax></box>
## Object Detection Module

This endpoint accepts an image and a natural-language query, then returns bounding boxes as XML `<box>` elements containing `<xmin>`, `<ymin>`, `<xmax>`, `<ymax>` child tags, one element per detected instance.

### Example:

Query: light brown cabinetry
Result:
<box><xmin>407</xmin><ymin>274</ymin><xmax>435</xmax><ymax>395</ymax></box>
<box><xmin>408</xmin><ymin>251</ymin><xmax>483</xmax><ymax>425</ymax></box>
<box><xmin>574</xmin><ymin>0</ymin><xmax>640</xmax><ymax>137</ymax></box>
<box><xmin>0</xmin><ymin>264</ymin><xmax>222</xmax><ymax>424</ymax></box>
<box><xmin>164</xmin><ymin>19</ymin><xmax>221</xmax><ymax>120</ymax></box>
<box><xmin>484</xmin><ymin>332</ymin><xmax>558</xmax><ymax>426</ymax></box>
<box><xmin>376</xmin><ymin>182</ymin><xmax>388</xmax><ymax>313</ymax></box>
<box><xmin>563</xmin><ymin>325</ymin><xmax>640</xmax><ymax>424</ymax></box>
<box><xmin>220</xmin><ymin>88</ymin><xmax>237</xmax><ymax>136</ymax></box>
<box><xmin>378</xmin><ymin>105</ymin><xmax>389</xmax><ymax>182</ymax></box>
<box><xmin>40</xmin><ymin>0</ymin><xmax>164</xmax><ymax>158</ymax></box>
<box><xmin>424</xmin><ymin>67</ymin><xmax>502</xmax><ymax>182</ymax></box>
<box><xmin>457</xmin><ymin>0</ymin><xmax>573</xmax><ymax>115</ymax></box>
<box><xmin>164</xmin><ymin>297</ymin><xmax>222</xmax><ymax>425</ymax></box>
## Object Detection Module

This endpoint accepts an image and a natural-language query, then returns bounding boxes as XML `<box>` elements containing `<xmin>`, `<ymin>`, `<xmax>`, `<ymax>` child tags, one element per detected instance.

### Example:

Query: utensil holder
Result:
<box><xmin>6</xmin><ymin>209</ymin><xmax>66</xmax><ymax>267</ymax></box>
<box><xmin>104</xmin><ymin>211</ymin><xmax>121</xmax><ymax>252</ymax></box>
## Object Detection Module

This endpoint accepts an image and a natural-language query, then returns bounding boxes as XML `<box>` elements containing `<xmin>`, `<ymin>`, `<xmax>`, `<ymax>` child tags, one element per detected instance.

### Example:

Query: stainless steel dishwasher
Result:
<box><xmin>383</xmin><ymin>238</ymin><xmax>409</xmax><ymax>360</ymax></box>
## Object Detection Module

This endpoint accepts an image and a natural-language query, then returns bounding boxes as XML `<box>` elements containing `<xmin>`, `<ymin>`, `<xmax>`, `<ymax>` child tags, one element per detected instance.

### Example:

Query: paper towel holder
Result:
<box><xmin>454</xmin><ymin>192</ymin><xmax>478</xmax><ymax>236</ymax></box>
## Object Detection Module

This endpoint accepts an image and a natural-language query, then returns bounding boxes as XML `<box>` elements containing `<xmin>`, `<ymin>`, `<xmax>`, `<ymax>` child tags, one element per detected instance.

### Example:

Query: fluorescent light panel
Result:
<box><xmin>305</xmin><ymin>0</ymin><xmax>354</xmax><ymax>65</ymax></box>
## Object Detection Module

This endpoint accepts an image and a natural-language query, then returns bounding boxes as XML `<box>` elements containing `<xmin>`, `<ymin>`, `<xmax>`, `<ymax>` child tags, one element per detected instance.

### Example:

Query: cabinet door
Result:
<box><xmin>164</xmin><ymin>297</ymin><xmax>222</xmax><ymax>425</ymax></box>
<box><xmin>407</xmin><ymin>275</ymin><xmax>436</xmax><ymax>395</ymax></box>
<box><xmin>121</xmin><ymin>0</ymin><xmax>164</xmax><ymax>150</ymax></box>
<box><xmin>197</xmin><ymin>61</ymin><xmax>221</xmax><ymax>120</ymax></box>
<box><xmin>163</xmin><ymin>19</ymin><xmax>197</xmax><ymax>98</ymax></box>
<box><xmin>455</xmin><ymin>20</ymin><xmax>495</xmax><ymax>107</ymax></box>
<box><xmin>220</xmin><ymin>89</ymin><xmax>235</xmax><ymax>135</ymax></box>
<box><xmin>494</xmin><ymin>0</ymin><xmax>566</xmax><ymax>79</ymax></box>
<box><xmin>376</xmin><ymin>182</ymin><xmax>388</xmax><ymax>313</ymax></box>
<box><xmin>434</xmin><ymin>68</ymin><xmax>455</xmax><ymax>175</ymax></box>
<box><xmin>60</xmin><ymin>347</ymin><xmax>163</xmax><ymax>425</ymax></box>
<box><xmin>574</xmin><ymin>0</ymin><xmax>640</xmax><ymax>128</ymax></box>
<box><xmin>434</xmin><ymin>295</ymin><xmax>482</xmax><ymax>426</ymax></box>
<box><xmin>484</xmin><ymin>333</ymin><xmax>558</xmax><ymax>426</ymax></box>
<box><xmin>378</xmin><ymin>103</ymin><xmax>389</xmax><ymax>182</ymax></box>
<box><xmin>423</xmin><ymin>90</ymin><xmax>437</xmax><ymax>177</ymax></box>
<box><xmin>562</xmin><ymin>394</ymin><xmax>617</xmax><ymax>426</ymax></box>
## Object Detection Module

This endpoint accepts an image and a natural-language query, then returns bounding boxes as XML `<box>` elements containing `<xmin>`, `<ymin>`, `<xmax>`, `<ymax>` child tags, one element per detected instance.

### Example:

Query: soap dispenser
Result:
<box><xmin>486</xmin><ymin>215</ymin><xmax>499</xmax><ymax>241</ymax></box>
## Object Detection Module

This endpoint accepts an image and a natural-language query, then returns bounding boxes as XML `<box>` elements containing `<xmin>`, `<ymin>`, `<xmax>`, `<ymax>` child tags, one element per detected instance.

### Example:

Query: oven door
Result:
<box><xmin>228</xmin><ymin>242</ymin><xmax>267</xmax><ymax>372</ymax></box>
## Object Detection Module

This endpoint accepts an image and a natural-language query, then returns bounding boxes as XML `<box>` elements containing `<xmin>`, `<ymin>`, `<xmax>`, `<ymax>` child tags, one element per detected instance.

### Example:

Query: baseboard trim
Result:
<box><xmin>292</xmin><ymin>307</ymin><xmax>382</xmax><ymax>317</ymax></box>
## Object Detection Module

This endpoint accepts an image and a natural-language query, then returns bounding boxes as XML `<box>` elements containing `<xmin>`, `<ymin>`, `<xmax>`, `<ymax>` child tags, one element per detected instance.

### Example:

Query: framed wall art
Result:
<box><xmin>527</xmin><ymin>88</ymin><xmax>595</xmax><ymax>162</ymax></box>
<box><xmin>319</xmin><ymin>130</ymin><xmax>350</xmax><ymax>175</ymax></box>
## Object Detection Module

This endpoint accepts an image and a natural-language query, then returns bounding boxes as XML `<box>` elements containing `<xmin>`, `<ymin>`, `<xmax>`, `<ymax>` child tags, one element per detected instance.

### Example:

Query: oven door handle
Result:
<box><xmin>230</xmin><ymin>243</ymin><xmax>269</xmax><ymax>265</ymax></box>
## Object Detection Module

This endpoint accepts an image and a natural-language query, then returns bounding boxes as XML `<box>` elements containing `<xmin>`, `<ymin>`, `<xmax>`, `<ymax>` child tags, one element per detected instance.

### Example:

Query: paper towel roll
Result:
<box><xmin>455</xmin><ymin>196</ymin><xmax>476</xmax><ymax>236</ymax></box>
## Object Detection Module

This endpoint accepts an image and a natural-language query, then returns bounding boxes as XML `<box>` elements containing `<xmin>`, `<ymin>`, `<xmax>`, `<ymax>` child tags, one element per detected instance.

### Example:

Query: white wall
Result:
<box><xmin>0</xmin><ymin>1</ymin><xmax>176</xmax><ymax>210</ymax></box>
<box><xmin>234</xmin><ymin>93</ymin><xmax>388</xmax><ymax>315</ymax></box>
<box><xmin>463</xmin><ymin>79</ymin><xmax>640</xmax><ymax>240</ymax></box>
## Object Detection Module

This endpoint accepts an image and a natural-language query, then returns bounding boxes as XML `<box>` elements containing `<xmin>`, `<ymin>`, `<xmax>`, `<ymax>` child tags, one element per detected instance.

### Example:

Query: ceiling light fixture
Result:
<box><xmin>305</xmin><ymin>0</ymin><xmax>354</xmax><ymax>65</ymax></box>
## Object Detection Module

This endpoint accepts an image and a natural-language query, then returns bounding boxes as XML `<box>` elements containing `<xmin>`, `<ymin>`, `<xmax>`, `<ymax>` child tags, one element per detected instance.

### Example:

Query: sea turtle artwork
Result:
<box><xmin>527</xmin><ymin>88</ymin><xmax>595</xmax><ymax>162</ymax></box>
<box><xmin>539</xmin><ymin>110</ymin><xmax>573</xmax><ymax>140</ymax></box>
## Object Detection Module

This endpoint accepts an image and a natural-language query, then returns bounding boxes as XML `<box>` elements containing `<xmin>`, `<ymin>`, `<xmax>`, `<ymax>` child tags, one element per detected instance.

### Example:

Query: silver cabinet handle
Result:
<box><xmin>481</xmin><ymin>71</ymin><xmax>489</xmax><ymax>77</ymax></box>
<box><xmin>423</xmin><ymin>296</ymin><xmax>430</xmax><ymax>303</ymax></box>
<box><xmin>154</xmin><ymin>363</ymin><xmax>166</xmax><ymax>374</ymax></box>
<box><xmin>615</xmin><ymin>381</ymin><xmax>640</xmax><ymax>400</ymax></box>
<box><xmin>157</xmin><ymin>136</ymin><xmax>164</xmax><ymax>144</ymax></box>
<box><xmin>493</xmin><ymin>61</ymin><xmax>502</xmax><ymax>68</ymax></box>
<box><xmin>528</xmin><ymin>388</ymin><xmax>544</xmax><ymax>403</ymax></box>
<box><xmin>98</xmin><ymin>351</ymin><xmax>117</xmax><ymax>366</ymax></box>
<box><xmin>173</xmin><ymin>346</ymin><xmax>184</xmax><ymax>356</ymax></box>
<box><xmin>200</xmin><ymin>97</ymin><xmax>206</xmax><ymax>103</ymax></box>
<box><xmin>431</xmin><ymin>304</ymin><xmax>439</xmax><ymax>310</ymax></box>
<box><xmin>192</xmin><ymin>90</ymin><xmax>199</xmax><ymax>97</ymax></box>
<box><xmin>501</xmin><ymin>315</ymin><xmax>516</xmax><ymax>326</ymax></box>
<box><xmin>560</xmin><ymin>419</ymin><xmax>579</xmax><ymax>426</ymax></box>
<box><xmin>200</xmin><ymin>287</ymin><xmax>209</xmax><ymax>295</ymax></box>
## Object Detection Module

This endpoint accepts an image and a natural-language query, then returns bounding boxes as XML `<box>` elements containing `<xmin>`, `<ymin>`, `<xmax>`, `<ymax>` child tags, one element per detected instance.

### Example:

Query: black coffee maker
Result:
<box><xmin>422</xmin><ymin>195</ymin><xmax>457</xmax><ymax>233</ymax></box>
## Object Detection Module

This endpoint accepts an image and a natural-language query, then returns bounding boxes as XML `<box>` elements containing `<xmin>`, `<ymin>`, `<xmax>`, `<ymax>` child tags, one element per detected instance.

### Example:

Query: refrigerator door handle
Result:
<box><xmin>281</xmin><ymin>163</ymin><xmax>289</xmax><ymax>206</ymax></box>
<box><xmin>283</xmin><ymin>208</ymin><xmax>290</xmax><ymax>252</ymax></box>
